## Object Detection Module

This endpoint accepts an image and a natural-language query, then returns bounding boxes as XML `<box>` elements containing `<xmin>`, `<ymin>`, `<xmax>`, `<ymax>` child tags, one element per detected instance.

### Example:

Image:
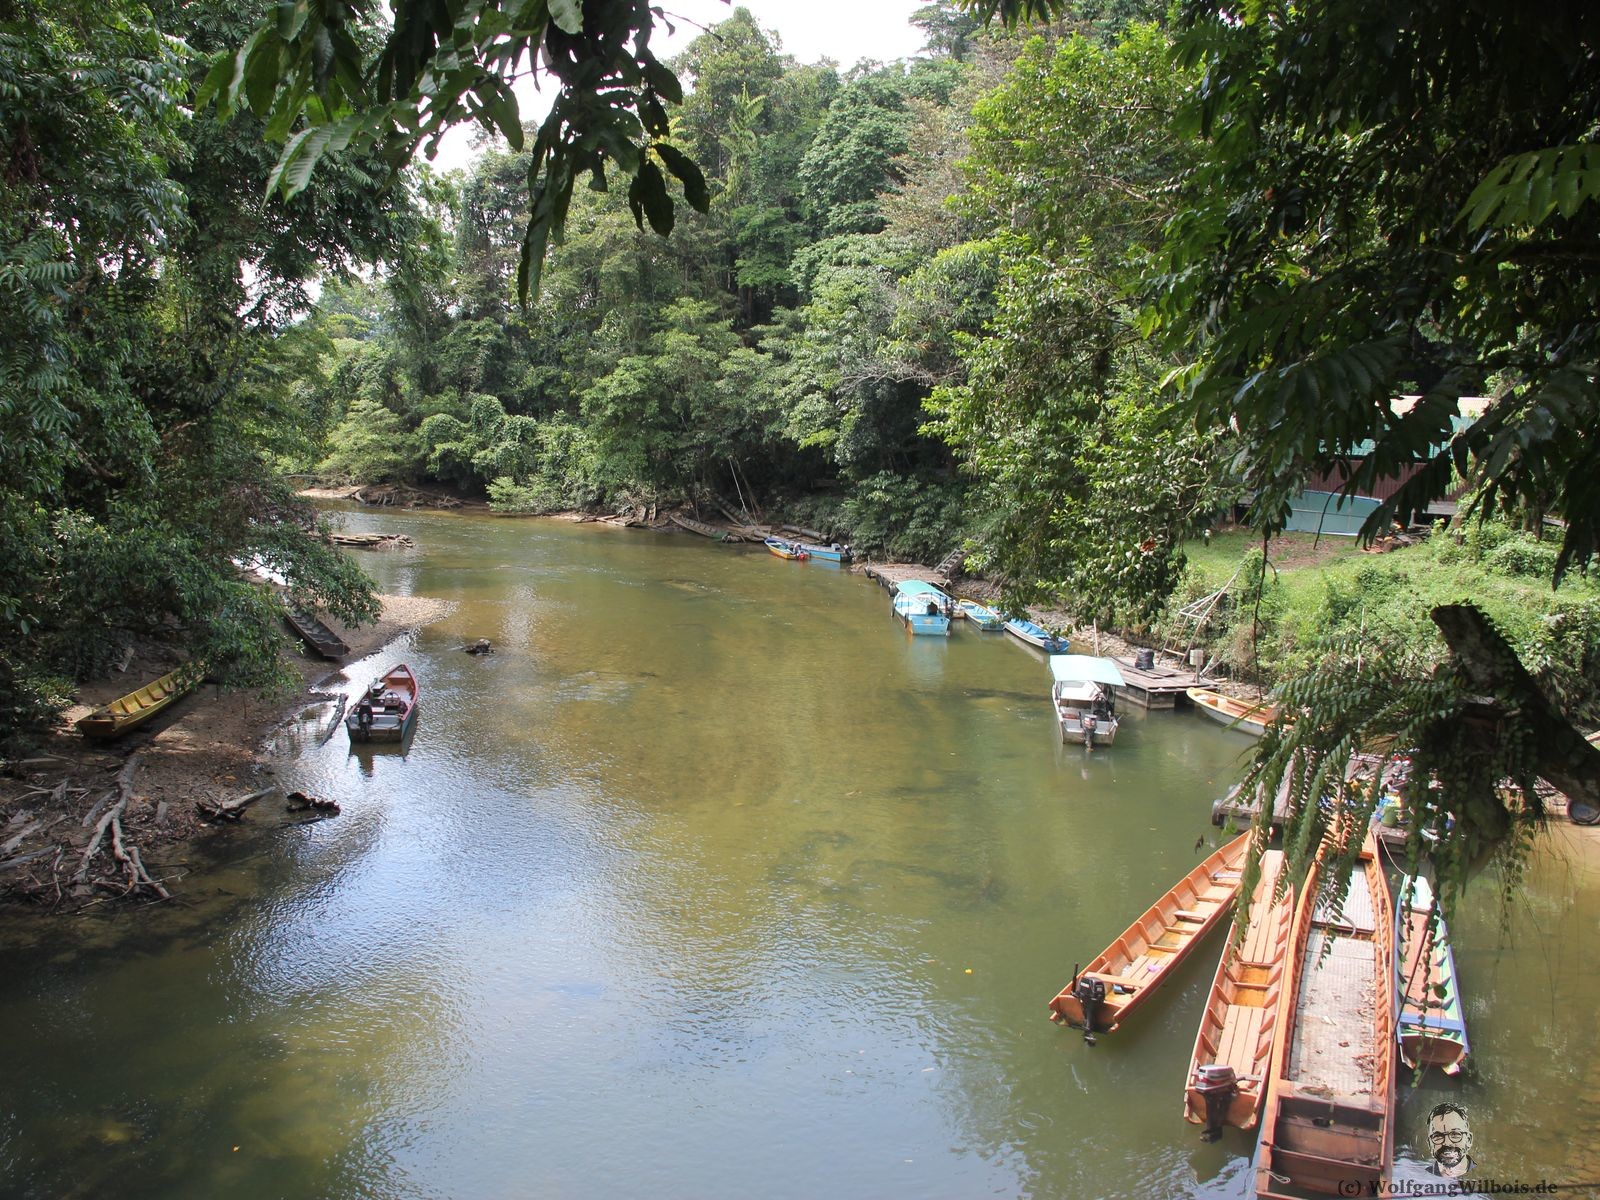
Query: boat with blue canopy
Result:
<box><xmin>1048</xmin><ymin>655</ymin><xmax>1125</xmax><ymax>746</ymax></box>
<box><xmin>892</xmin><ymin>579</ymin><xmax>952</xmax><ymax>636</ymax></box>
<box><xmin>1005</xmin><ymin>617</ymin><xmax>1070</xmax><ymax>653</ymax></box>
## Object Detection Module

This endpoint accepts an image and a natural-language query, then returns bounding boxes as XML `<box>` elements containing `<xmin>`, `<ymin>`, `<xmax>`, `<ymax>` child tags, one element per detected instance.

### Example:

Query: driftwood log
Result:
<box><xmin>197</xmin><ymin>786</ymin><xmax>277</xmax><ymax>822</ymax></box>
<box><xmin>286</xmin><ymin>791</ymin><xmax>340</xmax><ymax>817</ymax></box>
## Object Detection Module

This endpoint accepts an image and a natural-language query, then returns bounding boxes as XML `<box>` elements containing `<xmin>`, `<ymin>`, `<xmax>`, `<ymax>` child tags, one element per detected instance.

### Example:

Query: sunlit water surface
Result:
<box><xmin>2</xmin><ymin>508</ymin><xmax>1596</xmax><ymax>1199</ymax></box>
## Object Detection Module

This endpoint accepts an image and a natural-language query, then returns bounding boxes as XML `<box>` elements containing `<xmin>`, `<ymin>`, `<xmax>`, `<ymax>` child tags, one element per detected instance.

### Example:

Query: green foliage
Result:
<box><xmin>838</xmin><ymin>472</ymin><xmax>967</xmax><ymax>562</ymax></box>
<box><xmin>318</xmin><ymin>396</ymin><xmax>417</xmax><ymax>482</ymax></box>
<box><xmin>930</xmin><ymin>25</ymin><xmax>1227</xmax><ymax>624</ymax></box>
<box><xmin>203</xmin><ymin>0</ymin><xmax>711</xmax><ymax>300</ymax></box>
<box><xmin>1150</xmin><ymin>1</ymin><xmax>1600</xmax><ymax>582</ymax></box>
<box><xmin>1235</xmin><ymin>612</ymin><xmax>1551</xmax><ymax>937</ymax></box>
<box><xmin>1483</xmin><ymin>535</ymin><xmax>1560</xmax><ymax>581</ymax></box>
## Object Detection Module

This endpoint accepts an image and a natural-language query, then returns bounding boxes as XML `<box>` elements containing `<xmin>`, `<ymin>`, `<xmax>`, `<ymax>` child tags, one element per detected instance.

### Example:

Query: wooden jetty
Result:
<box><xmin>1112</xmin><ymin>652</ymin><xmax>1217</xmax><ymax>709</ymax></box>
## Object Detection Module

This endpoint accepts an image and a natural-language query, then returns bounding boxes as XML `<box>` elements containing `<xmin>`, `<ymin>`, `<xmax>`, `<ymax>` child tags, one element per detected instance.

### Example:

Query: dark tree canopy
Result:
<box><xmin>1151</xmin><ymin>0</ymin><xmax>1600</xmax><ymax>582</ymax></box>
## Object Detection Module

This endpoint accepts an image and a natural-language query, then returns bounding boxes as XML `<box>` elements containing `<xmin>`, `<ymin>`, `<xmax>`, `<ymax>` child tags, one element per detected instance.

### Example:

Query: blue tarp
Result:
<box><xmin>1283</xmin><ymin>490</ymin><xmax>1383</xmax><ymax>536</ymax></box>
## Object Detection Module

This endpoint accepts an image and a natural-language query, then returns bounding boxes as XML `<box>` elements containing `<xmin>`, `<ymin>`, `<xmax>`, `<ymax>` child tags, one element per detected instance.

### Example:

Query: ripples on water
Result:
<box><xmin>0</xmin><ymin>509</ymin><xmax>1595</xmax><ymax>1199</ymax></box>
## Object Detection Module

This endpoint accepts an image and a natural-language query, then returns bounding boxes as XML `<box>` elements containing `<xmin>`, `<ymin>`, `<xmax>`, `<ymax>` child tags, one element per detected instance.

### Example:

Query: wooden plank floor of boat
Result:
<box><xmin>1289</xmin><ymin>929</ymin><xmax>1378</xmax><ymax>1096</ymax></box>
<box><xmin>1313</xmin><ymin>872</ymin><xmax>1378</xmax><ymax>932</ymax></box>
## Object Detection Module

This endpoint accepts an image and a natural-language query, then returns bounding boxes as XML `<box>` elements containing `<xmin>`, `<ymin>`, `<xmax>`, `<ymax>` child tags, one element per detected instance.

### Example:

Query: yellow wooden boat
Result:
<box><xmin>1049</xmin><ymin>831</ymin><xmax>1251</xmax><ymax>1042</ymax></box>
<box><xmin>76</xmin><ymin>664</ymin><xmax>200</xmax><ymax>739</ymax></box>
<box><xmin>1256</xmin><ymin>829</ymin><xmax>1395</xmax><ymax>1199</ymax></box>
<box><xmin>1184</xmin><ymin>847</ymin><xmax>1296</xmax><ymax>1139</ymax></box>
<box><xmin>1187</xmin><ymin>687</ymin><xmax>1283</xmax><ymax>737</ymax></box>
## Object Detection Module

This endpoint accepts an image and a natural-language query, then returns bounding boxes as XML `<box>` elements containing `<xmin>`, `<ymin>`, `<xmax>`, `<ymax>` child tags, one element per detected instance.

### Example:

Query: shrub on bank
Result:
<box><xmin>1171</xmin><ymin>520</ymin><xmax>1600</xmax><ymax>720</ymax></box>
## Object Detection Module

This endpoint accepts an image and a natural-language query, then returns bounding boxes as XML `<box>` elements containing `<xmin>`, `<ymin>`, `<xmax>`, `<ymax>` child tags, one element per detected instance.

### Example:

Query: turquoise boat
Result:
<box><xmin>1004</xmin><ymin>617</ymin><xmax>1070</xmax><ymax>653</ymax></box>
<box><xmin>892</xmin><ymin>580</ymin><xmax>952</xmax><ymax>636</ymax></box>
<box><xmin>1395</xmin><ymin>875</ymin><xmax>1469</xmax><ymax>1075</ymax></box>
<box><xmin>795</xmin><ymin>540</ymin><xmax>853</xmax><ymax>563</ymax></box>
<box><xmin>956</xmin><ymin>599</ymin><xmax>1004</xmax><ymax>630</ymax></box>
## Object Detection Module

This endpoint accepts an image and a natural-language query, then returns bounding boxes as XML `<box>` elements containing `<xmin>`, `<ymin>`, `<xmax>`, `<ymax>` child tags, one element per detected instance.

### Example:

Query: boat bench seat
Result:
<box><xmin>1216</xmin><ymin>1005</ymin><xmax>1266</xmax><ymax>1074</ymax></box>
<box><xmin>1174</xmin><ymin>909</ymin><xmax>1207</xmax><ymax>922</ymax></box>
<box><xmin>1087</xmin><ymin>973</ymin><xmax>1146</xmax><ymax>990</ymax></box>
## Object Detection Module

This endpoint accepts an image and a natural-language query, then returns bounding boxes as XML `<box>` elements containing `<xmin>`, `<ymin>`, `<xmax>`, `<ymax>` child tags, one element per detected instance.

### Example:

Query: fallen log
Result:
<box><xmin>1</xmin><ymin>814</ymin><xmax>63</xmax><ymax>855</ymax></box>
<box><xmin>286</xmin><ymin>790</ymin><xmax>340</xmax><ymax>816</ymax></box>
<box><xmin>197</xmin><ymin>786</ymin><xmax>277</xmax><ymax>821</ymax></box>
<box><xmin>320</xmin><ymin>696</ymin><xmax>348</xmax><ymax>744</ymax></box>
<box><xmin>0</xmin><ymin>847</ymin><xmax>60</xmax><ymax>873</ymax></box>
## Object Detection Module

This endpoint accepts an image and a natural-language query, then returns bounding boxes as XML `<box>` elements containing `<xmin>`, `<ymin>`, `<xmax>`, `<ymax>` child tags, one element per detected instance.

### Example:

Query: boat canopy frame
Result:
<box><xmin>1048</xmin><ymin>654</ymin><xmax>1127</xmax><ymax>688</ymax></box>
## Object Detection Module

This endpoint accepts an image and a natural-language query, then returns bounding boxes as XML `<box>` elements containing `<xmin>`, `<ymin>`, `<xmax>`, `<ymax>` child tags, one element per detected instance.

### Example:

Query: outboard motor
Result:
<box><xmin>1192</xmin><ymin>1064</ymin><xmax>1239</xmax><ymax>1142</ymax></box>
<box><xmin>1073</xmin><ymin>973</ymin><xmax>1107</xmax><ymax>1045</ymax></box>
<box><xmin>354</xmin><ymin>699</ymin><xmax>374</xmax><ymax>742</ymax></box>
<box><xmin>1081</xmin><ymin>711</ymin><xmax>1098</xmax><ymax>747</ymax></box>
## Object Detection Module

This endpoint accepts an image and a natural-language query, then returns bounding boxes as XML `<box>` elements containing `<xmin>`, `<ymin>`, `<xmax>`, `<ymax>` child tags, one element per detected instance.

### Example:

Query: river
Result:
<box><xmin>1</xmin><ymin>507</ymin><xmax>1596</xmax><ymax>1198</ymax></box>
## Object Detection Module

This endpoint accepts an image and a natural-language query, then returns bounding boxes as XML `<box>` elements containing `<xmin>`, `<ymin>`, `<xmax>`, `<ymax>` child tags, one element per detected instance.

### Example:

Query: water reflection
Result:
<box><xmin>0</xmin><ymin>508</ymin><xmax>1594</xmax><ymax>1199</ymax></box>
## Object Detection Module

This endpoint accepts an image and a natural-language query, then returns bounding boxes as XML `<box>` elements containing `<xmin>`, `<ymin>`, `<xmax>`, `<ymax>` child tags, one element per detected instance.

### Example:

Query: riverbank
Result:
<box><xmin>0</xmin><ymin>592</ymin><xmax>454</xmax><ymax>910</ymax></box>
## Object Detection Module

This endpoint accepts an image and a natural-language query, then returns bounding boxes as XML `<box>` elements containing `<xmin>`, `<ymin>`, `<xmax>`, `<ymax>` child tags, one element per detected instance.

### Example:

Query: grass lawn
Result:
<box><xmin>1182</xmin><ymin>526</ymin><xmax>1368</xmax><ymax>606</ymax></box>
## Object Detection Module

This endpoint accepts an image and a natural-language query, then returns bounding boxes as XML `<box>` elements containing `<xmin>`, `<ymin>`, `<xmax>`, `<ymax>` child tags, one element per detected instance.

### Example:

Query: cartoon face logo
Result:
<box><xmin>1426</xmin><ymin>1103</ymin><xmax>1473</xmax><ymax>1178</ymax></box>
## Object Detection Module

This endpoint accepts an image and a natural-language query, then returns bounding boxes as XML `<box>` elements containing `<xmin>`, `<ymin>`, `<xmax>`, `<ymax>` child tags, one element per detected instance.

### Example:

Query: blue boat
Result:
<box><xmin>1004</xmin><ymin>617</ymin><xmax>1070</xmax><ymax>653</ymax></box>
<box><xmin>1395</xmin><ymin>875</ymin><xmax>1469</xmax><ymax>1076</ymax></box>
<box><xmin>956</xmin><ymin>599</ymin><xmax>1004</xmax><ymax>630</ymax></box>
<box><xmin>795</xmin><ymin>540</ymin><xmax>853</xmax><ymax>563</ymax></box>
<box><xmin>892</xmin><ymin>580</ymin><xmax>952</xmax><ymax>636</ymax></box>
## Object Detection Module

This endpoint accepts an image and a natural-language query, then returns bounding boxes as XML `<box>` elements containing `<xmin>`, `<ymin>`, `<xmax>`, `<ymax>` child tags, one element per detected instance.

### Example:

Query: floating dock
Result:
<box><xmin>1111</xmin><ymin>654</ymin><xmax>1217</xmax><ymax>709</ymax></box>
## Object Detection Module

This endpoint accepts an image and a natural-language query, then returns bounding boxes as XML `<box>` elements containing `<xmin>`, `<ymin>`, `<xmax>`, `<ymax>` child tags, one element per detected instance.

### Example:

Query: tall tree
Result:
<box><xmin>929</xmin><ymin>25</ymin><xmax>1225</xmax><ymax>622</ymax></box>
<box><xmin>1139</xmin><ymin>0</ymin><xmax>1600</xmax><ymax>903</ymax></box>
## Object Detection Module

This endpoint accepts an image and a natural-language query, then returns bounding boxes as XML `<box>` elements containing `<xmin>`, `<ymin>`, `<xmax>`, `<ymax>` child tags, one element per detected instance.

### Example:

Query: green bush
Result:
<box><xmin>1483</xmin><ymin>534</ymin><xmax>1559</xmax><ymax>579</ymax></box>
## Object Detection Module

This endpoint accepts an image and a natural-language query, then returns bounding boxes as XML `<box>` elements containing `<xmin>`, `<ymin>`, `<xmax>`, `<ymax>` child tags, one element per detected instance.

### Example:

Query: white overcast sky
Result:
<box><xmin>426</xmin><ymin>1</ymin><xmax>929</xmax><ymax>172</ymax></box>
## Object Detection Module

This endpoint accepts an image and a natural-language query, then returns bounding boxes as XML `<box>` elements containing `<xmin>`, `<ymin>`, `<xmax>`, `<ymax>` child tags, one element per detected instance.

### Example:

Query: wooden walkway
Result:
<box><xmin>1113</xmin><ymin>654</ymin><xmax>1217</xmax><ymax>709</ymax></box>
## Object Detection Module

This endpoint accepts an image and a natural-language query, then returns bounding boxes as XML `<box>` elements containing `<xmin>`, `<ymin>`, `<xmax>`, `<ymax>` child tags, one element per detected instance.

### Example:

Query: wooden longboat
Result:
<box><xmin>1004</xmin><ymin>617</ymin><xmax>1070</xmax><ymax>653</ymax></box>
<box><xmin>1184</xmin><ymin>848</ymin><xmax>1296</xmax><ymax>1138</ymax></box>
<box><xmin>956</xmin><ymin>599</ymin><xmax>1004</xmax><ymax>630</ymax></box>
<box><xmin>1049</xmin><ymin>832</ymin><xmax>1251</xmax><ymax>1040</ymax></box>
<box><xmin>285</xmin><ymin>609</ymin><xmax>350</xmax><ymax>660</ymax></box>
<box><xmin>1256</xmin><ymin>830</ymin><xmax>1395</xmax><ymax>1199</ymax></box>
<box><xmin>669</xmin><ymin>512</ymin><xmax>728</xmax><ymax>541</ymax></box>
<box><xmin>1395</xmin><ymin>875</ymin><xmax>1469</xmax><ymax>1075</ymax></box>
<box><xmin>1187</xmin><ymin>688</ymin><xmax>1283</xmax><ymax>737</ymax></box>
<box><xmin>345</xmin><ymin>664</ymin><xmax>419</xmax><ymax>744</ymax></box>
<box><xmin>76</xmin><ymin>664</ymin><xmax>200</xmax><ymax>739</ymax></box>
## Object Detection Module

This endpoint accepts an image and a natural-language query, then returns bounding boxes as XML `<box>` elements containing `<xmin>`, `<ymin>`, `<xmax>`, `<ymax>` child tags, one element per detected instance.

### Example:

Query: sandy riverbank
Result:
<box><xmin>0</xmin><ymin>592</ymin><xmax>455</xmax><ymax>909</ymax></box>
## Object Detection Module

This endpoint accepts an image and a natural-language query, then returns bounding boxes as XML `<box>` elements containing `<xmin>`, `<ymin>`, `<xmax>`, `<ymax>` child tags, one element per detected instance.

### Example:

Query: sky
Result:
<box><xmin>426</xmin><ymin>0</ymin><xmax>930</xmax><ymax>172</ymax></box>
